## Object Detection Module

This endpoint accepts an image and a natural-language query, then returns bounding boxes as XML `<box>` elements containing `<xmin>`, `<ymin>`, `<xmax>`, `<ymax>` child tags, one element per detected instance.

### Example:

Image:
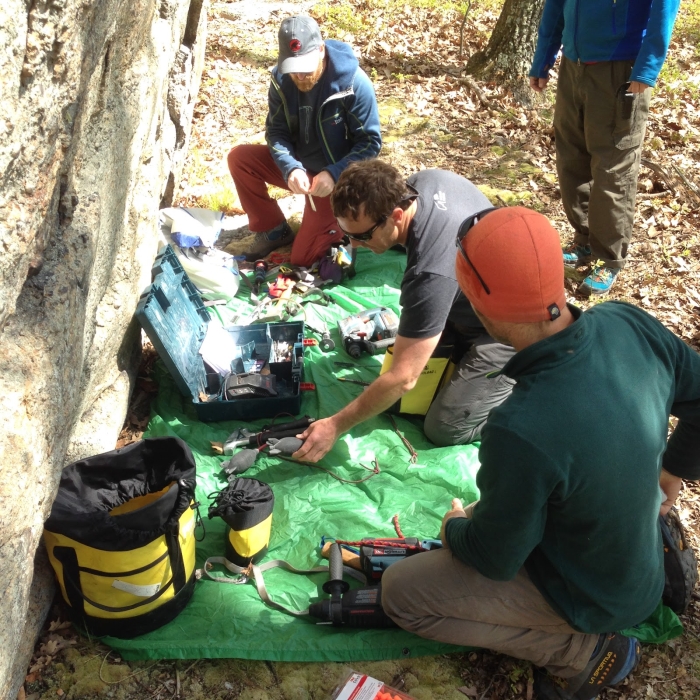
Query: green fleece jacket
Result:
<box><xmin>445</xmin><ymin>302</ymin><xmax>700</xmax><ymax>633</ymax></box>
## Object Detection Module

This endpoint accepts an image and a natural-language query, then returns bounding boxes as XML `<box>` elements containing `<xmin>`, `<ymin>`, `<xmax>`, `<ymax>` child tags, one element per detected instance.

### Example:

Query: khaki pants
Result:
<box><xmin>554</xmin><ymin>56</ymin><xmax>651</xmax><ymax>269</ymax></box>
<box><xmin>381</xmin><ymin>504</ymin><xmax>598</xmax><ymax>677</ymax></box>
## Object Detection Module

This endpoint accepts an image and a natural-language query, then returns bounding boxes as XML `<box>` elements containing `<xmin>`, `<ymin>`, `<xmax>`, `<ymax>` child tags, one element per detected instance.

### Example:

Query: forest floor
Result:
<box><xmin>21</xmin><ymin>0</ymin><xmax>700</xmax><ymax>698</ymax></box>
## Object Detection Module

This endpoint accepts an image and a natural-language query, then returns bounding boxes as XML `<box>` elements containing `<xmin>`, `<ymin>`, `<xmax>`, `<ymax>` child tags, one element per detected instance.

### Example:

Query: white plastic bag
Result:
<box><xmin>160</xmin><ymin>207</ymin><xmax>223</xmax><ymax>248</ymax></box>
<box><xmin>159</xmin><ymin>208</ymin><xmax>241</xmax><ymax>301</ymax></box>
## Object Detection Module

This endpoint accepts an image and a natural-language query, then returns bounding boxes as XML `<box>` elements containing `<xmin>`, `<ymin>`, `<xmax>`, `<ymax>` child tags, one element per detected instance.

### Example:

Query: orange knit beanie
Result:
<box><xmin>455</xmin><ymin>207</ymin><xmax>566</xmax><ymax>323</ymax></box>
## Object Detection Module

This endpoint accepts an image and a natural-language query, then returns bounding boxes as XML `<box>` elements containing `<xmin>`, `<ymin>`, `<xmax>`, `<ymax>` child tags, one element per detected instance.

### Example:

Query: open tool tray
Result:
<box><xmin>136</xmin><ymin>246</ymin><xmax>304</xmax><ymax>422</ymax></box>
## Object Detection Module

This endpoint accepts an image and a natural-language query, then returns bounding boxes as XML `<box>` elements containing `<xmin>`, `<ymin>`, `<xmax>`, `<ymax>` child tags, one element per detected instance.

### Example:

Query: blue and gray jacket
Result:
<box><xmin>530</xmin><ymin>0</ymin><xmax>680</xmax><ymax>87</ymax></box>
<box><xmin>266</xmin><ymin>39</ymin><xmax>381</xmax><ymax>182</ymax></box>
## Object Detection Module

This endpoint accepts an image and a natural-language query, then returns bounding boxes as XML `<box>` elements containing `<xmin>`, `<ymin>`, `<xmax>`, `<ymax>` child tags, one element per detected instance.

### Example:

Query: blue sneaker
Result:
<box><xmin>563</xmin><ymin>243</ymin><xmax>592</xmax><ymax>267</ymax></box>
<box><xmin>534</xmin><ymin>632</ymin><xmax>641</xmax><ymax>699</ymax></box>
<box><xmin>579</xmin><ymin>267</ymin><xmax>620</xmax><ymax>296</ymax></box>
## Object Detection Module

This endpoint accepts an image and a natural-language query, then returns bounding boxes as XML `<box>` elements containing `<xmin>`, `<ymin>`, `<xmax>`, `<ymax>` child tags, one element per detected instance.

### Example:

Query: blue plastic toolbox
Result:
<box><xmin>136</xmin><ymin>246</ymin><xmax>305</xmax><ymax>422</ymax></box>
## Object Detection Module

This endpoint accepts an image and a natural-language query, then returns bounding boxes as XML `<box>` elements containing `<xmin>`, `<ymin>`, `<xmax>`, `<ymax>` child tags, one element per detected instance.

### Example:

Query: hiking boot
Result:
<box><xmin>562</xmin><ymin>243</ymin><xmax>592</xmax><ymax>267</ymax></box>
<box><xmin>534</xmin><ymin>633</ymin><xmax>641</xmax><ymax>700</ymax></box>
<box><xmin>241</xmin><ymin>221</ymin><xmax>293</xmax><ymax>261</ymax></box>
<box><xmin>579</xmin><ymin>267</ymin><xmax>619</xmax><ymax>296</ymax></box>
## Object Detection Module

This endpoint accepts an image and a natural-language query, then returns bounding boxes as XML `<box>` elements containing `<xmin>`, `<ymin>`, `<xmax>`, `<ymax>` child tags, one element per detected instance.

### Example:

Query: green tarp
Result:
<box><xmin>105</xmin><ymin>248</ymin><xmax>680</xmax><ymax>661</ymax></box>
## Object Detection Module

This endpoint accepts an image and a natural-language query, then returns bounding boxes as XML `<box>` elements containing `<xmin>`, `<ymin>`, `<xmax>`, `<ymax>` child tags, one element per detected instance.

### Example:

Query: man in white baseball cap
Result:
<box><xmin>227</xmin><ymin>16</ymin><xmax>382</xmax><ymax>266</ymax></box>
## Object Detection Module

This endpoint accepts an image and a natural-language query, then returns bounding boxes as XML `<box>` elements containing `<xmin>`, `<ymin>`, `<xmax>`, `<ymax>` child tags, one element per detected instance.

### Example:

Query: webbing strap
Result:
<box><xmin>197</xmin><ymin>557</ymin><xmax>366</xmax><ymax>617</ymax></box>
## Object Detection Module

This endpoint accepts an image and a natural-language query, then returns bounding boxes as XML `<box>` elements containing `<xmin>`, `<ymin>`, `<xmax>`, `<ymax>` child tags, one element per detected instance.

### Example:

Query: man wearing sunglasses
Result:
<box><xmin>381</xmin><ymin>206</ymin><xmax>700</xmax><ymax>699</ymax></box>
<box><xmin>292</xmin><ymin>159</ymin><xmax>516</xmax><ymax>463</ymax></box>
<box><xmin>227</xmin><ymin>16</ymin><xmax>381</xmax><ymax>267</ymax></box>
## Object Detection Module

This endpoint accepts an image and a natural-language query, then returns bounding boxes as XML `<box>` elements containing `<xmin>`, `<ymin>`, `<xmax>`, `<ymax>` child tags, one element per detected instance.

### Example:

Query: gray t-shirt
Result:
<box><xmin>399</xmin><ymin>169</ymin><xmax>493</xmax><ymax>339</ymax></box>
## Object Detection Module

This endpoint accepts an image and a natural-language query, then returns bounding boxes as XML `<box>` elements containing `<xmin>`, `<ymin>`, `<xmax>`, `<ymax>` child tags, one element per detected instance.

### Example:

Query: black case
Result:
<box><xmin>136</xmin><ymin>246</ymin><xmax>304</xmax><ymax>422</ymax></box>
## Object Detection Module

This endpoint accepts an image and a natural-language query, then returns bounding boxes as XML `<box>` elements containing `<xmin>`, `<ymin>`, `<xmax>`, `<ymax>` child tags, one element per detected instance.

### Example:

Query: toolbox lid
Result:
<box><xmin>136</xmin><ymin>246</ymin><xmax>210</xmax><ymax>399</ymax></box>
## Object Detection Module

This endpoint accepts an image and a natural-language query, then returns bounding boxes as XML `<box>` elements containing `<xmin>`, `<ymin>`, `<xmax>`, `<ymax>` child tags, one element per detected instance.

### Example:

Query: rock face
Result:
<box><xmin>0</xmin><ymin>0</ymin><xmax>206</xmax><ymax>695</ymax></box>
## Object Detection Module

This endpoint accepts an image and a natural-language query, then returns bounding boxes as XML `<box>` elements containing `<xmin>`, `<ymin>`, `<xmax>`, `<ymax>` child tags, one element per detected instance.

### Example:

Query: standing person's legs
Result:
<box><xmin>381</xmin><ymin>547</ymin><xmax>599</xmax><ymax>677</ymax></box>
<box><xmin>290</xmin><ymin>184</ymin><xmax>344</xmax><ymax>267</ymax></box>
<box><xmin>582</xmin><ymin>60</ymin><xmax>651</xmax><ymax>269</ymax></box>
<box><xmin>227</xmin><ymin>144</ymin><xmax>289</xmax><ymax>232</ymax></box>
<box><xmin>423</xmin><ymin>334</ymin><xmax>515</xmax><ymax>446</ymax></box>
<box><xmin>554</xmin><ymin>56</ymin><xmax>592</xmax><ymax>256</ymax></box>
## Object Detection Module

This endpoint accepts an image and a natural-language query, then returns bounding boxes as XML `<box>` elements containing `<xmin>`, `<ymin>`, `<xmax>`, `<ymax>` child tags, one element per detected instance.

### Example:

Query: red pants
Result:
<box><xmin>227</xmin><ymin>144</ymin><xmax>344</xmax><ymax>267</ymax></box>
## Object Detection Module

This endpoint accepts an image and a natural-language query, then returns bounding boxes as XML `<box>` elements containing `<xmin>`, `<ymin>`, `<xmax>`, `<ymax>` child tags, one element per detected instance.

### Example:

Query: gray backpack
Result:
<box><xmin>660</xmin><ymin>507</ymin><xmax>698</xmax><ymax>614</ymax></box>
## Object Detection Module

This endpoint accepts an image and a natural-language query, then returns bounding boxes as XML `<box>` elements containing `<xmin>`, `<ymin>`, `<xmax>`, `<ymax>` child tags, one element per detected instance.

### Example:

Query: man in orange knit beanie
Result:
<box><xmin>381</xmin><ymin>206</ymin><xmax>700</xmax><ymax>699</ymax></box>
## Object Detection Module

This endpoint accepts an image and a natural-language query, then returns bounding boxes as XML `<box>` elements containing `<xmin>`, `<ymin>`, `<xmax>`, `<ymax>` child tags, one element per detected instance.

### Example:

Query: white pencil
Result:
<box><xmin>308</xmin><ymin>194</ymin><xmax>316</xmax><ymax>212</ymax></box>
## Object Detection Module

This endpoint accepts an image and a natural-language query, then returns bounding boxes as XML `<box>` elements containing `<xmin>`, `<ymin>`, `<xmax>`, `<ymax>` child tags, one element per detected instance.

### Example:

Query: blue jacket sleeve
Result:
<box><xmin>630</xmin><ymin>0</ymin><xmax>681</xmax><ymax>86</ymax></box>
<box><xmin>529</xmin><ymin>0</ymin><xmax>566</xmax><ymax>78</ymax></box>
<box><xmin>265</xmin><ymin>79</ymin><xmax>304</xmax><ymax>182</ymax></box>
<box><xmin>323</xmin><ymin>69</ymin><xmax>382</xmax><ymax>182</ymax></box>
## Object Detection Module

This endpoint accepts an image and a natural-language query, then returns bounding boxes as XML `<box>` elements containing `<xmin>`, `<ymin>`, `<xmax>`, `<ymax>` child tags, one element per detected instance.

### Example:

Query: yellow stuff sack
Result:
<box><xmin>380</xmin><ymin>342</ymin><xmax>455</xmax><ymax>416</ymax></box>
<box><xmin>43</xmin><ymin>437</ymin><xmax>198</xmax><ymax>639</ymax></box>
<box><xmin>208</xmin><ymin>478</ymin><xmax>274</xmax><ymax>567</ymax></box>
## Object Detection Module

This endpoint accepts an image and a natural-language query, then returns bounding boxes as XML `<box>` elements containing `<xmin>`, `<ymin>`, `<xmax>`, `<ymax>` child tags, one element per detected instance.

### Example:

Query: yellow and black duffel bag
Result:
<box><xmin>43</xmin><ymin>437</ymin><xmax>198</xmax><ymax>639</ymax></box>
<box><xmin>380</xmin><ymin>340</ymin><xmax>455</xmax><ymax>416</ymax></box>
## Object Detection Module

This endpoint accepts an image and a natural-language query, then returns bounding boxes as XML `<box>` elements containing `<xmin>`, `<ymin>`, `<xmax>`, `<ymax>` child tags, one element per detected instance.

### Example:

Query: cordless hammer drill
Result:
<box><xmin>337</xmin><ymin>307</ymin><xmax>399</xmax><ymax>359</ymax></box>
<box><xmin>308</xmin><ymin>543</ymin><xmax>396</xmax><ymax>627</ymax></box>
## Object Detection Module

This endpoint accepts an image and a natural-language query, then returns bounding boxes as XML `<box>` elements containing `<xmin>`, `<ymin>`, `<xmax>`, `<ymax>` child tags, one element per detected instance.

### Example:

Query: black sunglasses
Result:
<box><xmin>456</xmin><ymin>207</ymin><xmax>499</xmax><ymax>295</ymax></box>
<box><xmin>336</xmin><ymin>215</ymin><xmax>388</xmax><ymax>242</ymax></box>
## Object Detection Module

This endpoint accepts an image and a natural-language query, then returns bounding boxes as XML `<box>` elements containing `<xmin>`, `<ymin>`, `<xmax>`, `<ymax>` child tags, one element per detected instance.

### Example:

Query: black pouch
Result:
<box><xmin>660</xmin><ymin>506</ymin><xmax>698</xmax><ymax>614</ymax></box>
<box><xmin>208</xmin><ymin>478</ymin><xmax>275</xmax><ymax>567</ymax></box>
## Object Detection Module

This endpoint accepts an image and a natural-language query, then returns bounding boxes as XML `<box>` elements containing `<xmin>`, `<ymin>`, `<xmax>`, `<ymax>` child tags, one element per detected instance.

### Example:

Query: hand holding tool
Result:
<box><xmin>223</xmin><ymin>416</ymin><xmax>315</xmax><ymax>453</ymax></box>
<box><xmin>267</xmin><ymin>437</ymin><xmax>304</xmax><ymax>455</ymax></box>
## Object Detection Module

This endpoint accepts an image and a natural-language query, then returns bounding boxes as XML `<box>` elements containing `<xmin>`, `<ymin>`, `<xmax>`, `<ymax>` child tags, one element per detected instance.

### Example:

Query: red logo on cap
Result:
<box><xmin>290</xmin><ymin>39</ymin><xmax>302</xmax><ymax>52</ymax></box>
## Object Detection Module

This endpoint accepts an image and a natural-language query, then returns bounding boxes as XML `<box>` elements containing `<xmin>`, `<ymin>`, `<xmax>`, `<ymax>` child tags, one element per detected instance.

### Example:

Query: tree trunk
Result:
<box><xmin>466</xmin><ymin>0</ymin><xmax>546</xmax><ymax>84</ymax></box>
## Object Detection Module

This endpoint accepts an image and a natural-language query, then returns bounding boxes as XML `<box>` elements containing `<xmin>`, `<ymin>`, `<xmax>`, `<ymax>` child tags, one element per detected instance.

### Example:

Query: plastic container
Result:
<box><xmin>136</xmin><ymin>246</ymin><xmax>304</xmax><ymax>422</ymax></box>
<box><xmin>330</xmin><ymin>671</ymin><xmax>416</xmax><ymax>700</ymax></box>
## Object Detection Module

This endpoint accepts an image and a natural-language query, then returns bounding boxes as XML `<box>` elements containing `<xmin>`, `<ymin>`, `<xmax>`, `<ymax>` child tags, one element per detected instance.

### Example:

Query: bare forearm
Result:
<box><xmin>293</xmin><ymin>334</ymin><xmax>439</xmax><ymax>463</ymax></box>
<box><xmin>331</xmin><ymin>371</ymin><xmax>413</xmax><ymax>434</ymax></box>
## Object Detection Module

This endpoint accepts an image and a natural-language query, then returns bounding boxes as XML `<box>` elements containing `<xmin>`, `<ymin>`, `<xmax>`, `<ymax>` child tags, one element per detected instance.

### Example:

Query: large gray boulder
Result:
<box><xmin>0</xmin><ymin>0</ymin><xmax>207</xmax><ymax>695</ymax></box>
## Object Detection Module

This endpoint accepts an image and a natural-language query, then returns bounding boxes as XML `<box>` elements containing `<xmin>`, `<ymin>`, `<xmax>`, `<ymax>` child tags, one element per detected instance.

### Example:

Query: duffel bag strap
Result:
<box><xmin>197</xmin><ymin>556</ymin><xmax>365</xmax><ymax>616</ymax></box>
<box><xmin>54</xmin><ymin>546</ymin><xmax>177</xmax><ymax>614</ymax></box>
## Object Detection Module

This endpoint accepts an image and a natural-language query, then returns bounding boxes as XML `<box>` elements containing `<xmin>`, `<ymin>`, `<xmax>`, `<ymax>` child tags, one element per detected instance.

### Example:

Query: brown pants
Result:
<box><xmin>554</xmin><ymin>56</ymin><xmax>651</xmax><ymax>268</ymax></box>
<box><xmin>380</xmin><ymin>504</ymin><xmax>598</xmax><ymax>677</ymax></box>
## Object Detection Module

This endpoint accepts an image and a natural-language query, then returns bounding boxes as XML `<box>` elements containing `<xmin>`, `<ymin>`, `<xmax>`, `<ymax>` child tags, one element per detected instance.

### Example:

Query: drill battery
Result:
<box><xmin>359</xmin><ymin>538</ymin><xmax>442</xmax><ymax>582</ymax></box>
